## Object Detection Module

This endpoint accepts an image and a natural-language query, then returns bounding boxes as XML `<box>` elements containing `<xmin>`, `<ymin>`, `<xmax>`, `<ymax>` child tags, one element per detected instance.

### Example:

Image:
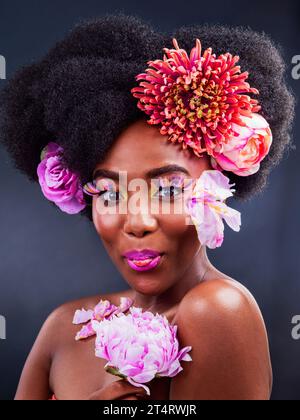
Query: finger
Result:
<box><xmin>110</xmin><ymin>380</ymin><xmax>147</xmax><ymax>400</ymax></box>
<box><xmin>89</xmin><ymin>379</ymin><xmax>146</xmax><ymax>400</ymax></box>
<box><xmin>121</xmin><ymin>395</ymin><xmax>140</xmax><ymax>400</ymax></box>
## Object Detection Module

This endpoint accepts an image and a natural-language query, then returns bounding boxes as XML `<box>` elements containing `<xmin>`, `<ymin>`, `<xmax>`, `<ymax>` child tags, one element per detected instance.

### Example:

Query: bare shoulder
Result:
<box><xmin>169</xmin><ymin>278</ymin><xmax>273</xmax><ymax>400</ymax></box>
<box><xmin>176</xmin><ymin>277</ymin><xmax>270</xmax><ymax>353</ymax></box>
<box><xmin>46</xmin><ymin>289</ymin><xmax>133</xmax><ymax>338</ymax></box>
<box><xmin>15</xmin><ymin>288</ymin><xmax>133</xmax><ymax>399</ymax></box>
<box><xmin>42</xmin><ymin>288</ymin><xmax>134</xmax><ymax>350</ymax></box>
<box><xmin>179</xmin><ymin>277</ymin><xmax>264</xmax><ymax>323</ymax></box>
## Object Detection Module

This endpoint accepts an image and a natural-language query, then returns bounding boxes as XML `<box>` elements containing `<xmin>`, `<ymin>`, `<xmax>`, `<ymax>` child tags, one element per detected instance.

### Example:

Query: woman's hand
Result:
<box><xmin>86</xmin><ymin>378</ymin><xmax>147</xmax><ymax>400</ymax></box>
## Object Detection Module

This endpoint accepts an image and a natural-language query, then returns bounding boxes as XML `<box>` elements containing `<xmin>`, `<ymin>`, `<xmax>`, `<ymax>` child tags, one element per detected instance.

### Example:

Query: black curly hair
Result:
<box><xmin>0</xmin><ymin>12</ymin><xmax>295</xmax><ymax>221</ymax></box>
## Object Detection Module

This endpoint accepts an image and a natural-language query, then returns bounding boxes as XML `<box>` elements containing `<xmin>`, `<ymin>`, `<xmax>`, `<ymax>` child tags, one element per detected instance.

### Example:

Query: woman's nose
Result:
<box><xmin>123</xmin><ymin>210</ymin><xmax>158</xmax><ymax>238</ymax></box>
<box><xmin>123</xmin><ymin>193</ymin><xmax>158</xmax><ymax>238</ymax></box>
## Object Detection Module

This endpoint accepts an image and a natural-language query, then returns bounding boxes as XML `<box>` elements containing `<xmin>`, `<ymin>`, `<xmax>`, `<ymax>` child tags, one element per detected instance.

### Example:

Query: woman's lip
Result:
<box><xmin>124</xmin><ymin>254</ymin><xmax>164</xmax><ymax>272</ymax></box>
<box><xmin>122</xmin><ymin>249</ymin><xmax>162</xmax><ymax>260</ymax></box>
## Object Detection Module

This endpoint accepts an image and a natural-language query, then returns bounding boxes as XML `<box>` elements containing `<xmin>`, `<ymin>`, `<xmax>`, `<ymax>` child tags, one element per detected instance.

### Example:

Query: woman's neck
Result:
<box><xmin>131</xmin><ymin>245</ymin><xmax>212</xmax><ymax>314</ymax></box>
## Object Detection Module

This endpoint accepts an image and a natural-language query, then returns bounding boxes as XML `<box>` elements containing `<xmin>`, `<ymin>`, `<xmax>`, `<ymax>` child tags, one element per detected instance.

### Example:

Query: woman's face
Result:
<box><xmin>92</xmin><ymin>118</ymin><xmax>212</xmax><ymax>296</ymax></box>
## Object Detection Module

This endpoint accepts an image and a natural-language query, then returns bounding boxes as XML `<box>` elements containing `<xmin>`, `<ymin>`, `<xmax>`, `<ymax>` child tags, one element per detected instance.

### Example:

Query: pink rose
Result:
<box><xmin>37</xmin><ymin>142</ymin><xmax>86</xmax><ymax>214</ymax></box>
<box><xmin>210</xmin><ymin>113</ymin><xmax>272</xmax><ymax>176</ymax></box>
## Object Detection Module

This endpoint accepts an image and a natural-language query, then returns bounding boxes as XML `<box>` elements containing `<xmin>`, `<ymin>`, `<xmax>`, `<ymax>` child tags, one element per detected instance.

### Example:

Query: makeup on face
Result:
<box><xmin>87</xmin><ymin>171</ymin><xmax>195</xmax><ymax>205</ymax></box>
<box><xmin>122</xmin><ymin>249</ymin><xmax>165</xmax><ymax>272</ymax></box>
<box><xmin>91</xmin><ymin>166</ymin><xmax>197</xmax><ymax>274</ymax></box>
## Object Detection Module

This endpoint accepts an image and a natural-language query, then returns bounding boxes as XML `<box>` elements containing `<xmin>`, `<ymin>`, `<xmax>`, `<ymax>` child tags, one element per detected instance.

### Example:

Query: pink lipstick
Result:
<box><xmin>122</xmin><ymin>249</ymin><xmax>164</xmax><ymax>272</ymax></box>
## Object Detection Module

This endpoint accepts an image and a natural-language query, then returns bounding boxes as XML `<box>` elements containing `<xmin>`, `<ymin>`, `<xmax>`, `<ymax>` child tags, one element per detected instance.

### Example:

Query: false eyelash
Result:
<box><xmin>83</xmin><ymin>181</ymin><xmax>100</xmax><ymax>196</ymax></box>
<box><xmin>83</xmin><ymin>176</ymin><xmax>195</xmax><ymax>197</ymax></box>
<box><xmin>153</xmin><ymin>176</ymin><xmax>194</xmax><ymax>190</ymax></box>
<box><xmin>83</xmin><ymin>180</ymin><xmax>116</xmax><ymax>197</ymax></box>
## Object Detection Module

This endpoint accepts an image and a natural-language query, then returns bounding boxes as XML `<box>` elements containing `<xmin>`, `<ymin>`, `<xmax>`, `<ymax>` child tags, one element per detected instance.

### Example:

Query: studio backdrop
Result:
<box><xmin>0</xmin><ymin>0</ymin><xmax>299</xmax><ymax>400</ymax></box>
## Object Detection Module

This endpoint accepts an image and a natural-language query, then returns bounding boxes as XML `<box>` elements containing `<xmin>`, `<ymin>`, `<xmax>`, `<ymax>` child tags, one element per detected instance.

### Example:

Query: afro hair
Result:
<box><xmin>0</xmin><ymin>13</ymin><xmax>295</xmax><ymax>221</ymax></box>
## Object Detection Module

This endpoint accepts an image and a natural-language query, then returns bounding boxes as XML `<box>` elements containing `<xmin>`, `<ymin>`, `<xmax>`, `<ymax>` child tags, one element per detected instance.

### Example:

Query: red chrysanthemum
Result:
<box><xmin>131</xmin><ymin>38</ymin><xmax>261</xmax><ymax>158</ymax></box>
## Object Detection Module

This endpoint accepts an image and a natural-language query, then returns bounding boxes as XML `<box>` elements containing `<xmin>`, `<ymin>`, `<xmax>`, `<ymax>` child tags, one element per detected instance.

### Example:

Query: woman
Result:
<box><xmin>0</xmin><ymin>13</ymin><xmax>294</xmax><ymax>400</ymax></box>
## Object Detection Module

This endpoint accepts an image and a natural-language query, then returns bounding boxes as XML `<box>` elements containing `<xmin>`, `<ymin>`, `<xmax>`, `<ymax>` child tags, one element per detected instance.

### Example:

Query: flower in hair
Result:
<box><xmin>37</xmin><ymin>142</ymin><xmax>86</xmax><ymax>214</ymax></box>
<box><xmin>186</xmin><ymin>170</ymin><xmax>241</xmax><ymax>248</ymax></box>
<box><xmin>210</xmin><ymin>113</ymin><xmax>272</xmax><ymax>176</ymax></box>
<box><xmin>131</xmin><ymin>38</ymin><xmax>271</xmax><ymax>175</ymax></box>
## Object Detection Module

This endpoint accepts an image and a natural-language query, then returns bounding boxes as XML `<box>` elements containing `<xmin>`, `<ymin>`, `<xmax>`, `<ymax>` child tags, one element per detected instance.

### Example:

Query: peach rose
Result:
<box><xmin>210</xmin><ymin>113</ymin><xmax>272</xmax><ymax>176</ymax></box>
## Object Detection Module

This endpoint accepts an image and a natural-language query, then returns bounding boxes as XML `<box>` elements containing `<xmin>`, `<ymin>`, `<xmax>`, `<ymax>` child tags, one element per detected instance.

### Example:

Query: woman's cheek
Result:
<box><xmin>159</xmin><ymin>199</ymin><xmax>200</xmax><ymax>257</ymax></box>
<box><xmin>157</xmin><ymin>193</ymin><xmax>193</xmax><ymax>235</ymax></box>
<box><xmin>159</xmin><ymin>210</ymin><xmax>193</xmax><ymax>238</ymax></box>
<box><xmin>92</xmin><ymin>199</ymin><xmax>121</xmax><ymax>241</ymax></box>
<box><xmin>162</xmin><ymin>212</ymin><xmax>200</xmax><ymax>268</ymax></box>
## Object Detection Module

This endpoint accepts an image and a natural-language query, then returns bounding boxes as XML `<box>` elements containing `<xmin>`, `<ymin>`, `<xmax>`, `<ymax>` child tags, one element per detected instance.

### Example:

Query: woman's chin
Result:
<box><xmin>128</xmin><ymin>275</ymin><xmax>172</xmax><ymax>296</ymax></box>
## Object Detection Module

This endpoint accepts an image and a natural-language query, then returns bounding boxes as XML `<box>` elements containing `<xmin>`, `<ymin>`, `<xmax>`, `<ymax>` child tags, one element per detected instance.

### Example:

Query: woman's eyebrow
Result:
<box><xmin>146</xmin><ymin>164</ymin><xmax>190</xmax><ymax>178</ymax></box>
<box><xmin>93</xmin><ymin>168</ymin><xmax>120</xmax><ymax>181</ymax></box>
<box><xmin>93</xmin><ymin>164</ymin><xmax>190</xmax><ymax>180</ymax></box>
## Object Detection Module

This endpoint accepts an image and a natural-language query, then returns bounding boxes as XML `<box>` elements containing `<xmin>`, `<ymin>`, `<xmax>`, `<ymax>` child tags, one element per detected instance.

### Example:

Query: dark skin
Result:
<box><xmin>15</xmin><ymin>119</ymin><xmax>273</xmax><ymax>400</ymax></box>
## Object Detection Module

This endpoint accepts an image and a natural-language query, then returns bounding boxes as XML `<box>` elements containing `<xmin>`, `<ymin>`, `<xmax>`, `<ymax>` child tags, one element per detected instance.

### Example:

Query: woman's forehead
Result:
<box><xmin>94</xmin><ymin>120</ymin><xmax>211</xmax><ymax>178</ymax></box>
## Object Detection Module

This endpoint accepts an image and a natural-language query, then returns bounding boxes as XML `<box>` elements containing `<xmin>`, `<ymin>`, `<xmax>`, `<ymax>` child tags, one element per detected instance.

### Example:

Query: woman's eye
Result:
<box><xmin>98</xmin><ymin>190</ymin><xmax>121</xmax><ymax>205</ymax></box>
<box><xmin>97</xmin><ymin>185</ymin><xmax>184</xmax><ymax>204</ymax></box>
<box><xmin>154</xmin><ymin>185</ymin><xmax>184</xmax><ymax>200</ymax></box>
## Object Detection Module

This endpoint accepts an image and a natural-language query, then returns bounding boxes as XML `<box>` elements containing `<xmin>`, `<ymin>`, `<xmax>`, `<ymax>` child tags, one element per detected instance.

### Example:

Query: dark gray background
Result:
<box><xmin>0</xmin><ymin>0</ymin><xmax>299</xmax><ymax>400</ymax></box>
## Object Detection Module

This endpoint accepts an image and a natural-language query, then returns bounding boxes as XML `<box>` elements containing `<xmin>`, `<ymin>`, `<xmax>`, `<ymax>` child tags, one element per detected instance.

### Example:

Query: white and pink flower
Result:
<box><xmin>186</xmin><ymin>170</ymin><xmax>241</xmax><ymax>249</ymax></box>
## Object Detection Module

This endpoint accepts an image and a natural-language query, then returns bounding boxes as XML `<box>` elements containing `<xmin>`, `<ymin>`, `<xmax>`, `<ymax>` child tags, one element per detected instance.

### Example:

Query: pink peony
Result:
<box><xmin>210</xmin><ymin>113</ymin><xmax>272</xmax><ymax>176</ymax></box>
<box><xmin>186</xmin><ymin>170</ymin><xmax>241</xmax><ymax>249</ymax></box>
<box><xmin>37</xmin><ymin>142</ymin><xmax>86</xmax><ymax>214</ymax></box>
<box><xmin>73</xmin><ymin>297</ymin><xmax>133</xmax><ymax>341</ymax></box>
<box><xmin>91</xmin><ymin>306</ymin><xmax>192</xmax><ymax>396</ymax></box>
